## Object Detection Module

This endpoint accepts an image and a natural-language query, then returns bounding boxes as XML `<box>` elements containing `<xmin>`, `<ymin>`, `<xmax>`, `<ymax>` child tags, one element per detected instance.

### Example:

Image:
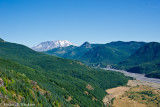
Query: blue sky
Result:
<box><xmin>0</xmin><ymin>0</ymin><xmax>160</xmax><ymax>47</ymax></box>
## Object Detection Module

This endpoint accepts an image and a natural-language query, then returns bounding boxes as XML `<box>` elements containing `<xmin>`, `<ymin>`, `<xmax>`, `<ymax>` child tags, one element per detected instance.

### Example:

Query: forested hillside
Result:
<box><xmin>81</xmin><ymin>46</ymin><xmax>129</xmax><ymax>66</ymax></box>
<box><xmin>0</xmin><ymin>40</ymin><xmax>130</xmax><ymax>106</ymax></box>
<box><xmin>118</xmin><ymin>42</ymin><xmax>160</xmax><ymax>79</ymax></box>
<box><xmin>0</xmin><ymin>58</ymin><xmax>62</xmax><ymax>106</ymax></box>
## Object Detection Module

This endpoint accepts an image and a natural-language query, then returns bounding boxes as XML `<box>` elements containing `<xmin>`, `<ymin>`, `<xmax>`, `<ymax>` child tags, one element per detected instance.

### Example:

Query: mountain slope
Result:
<box><xmin>0</xmin><ymin>41</ymin><xmax>130</xmax><ymax>106</ymax></box>
<box><xmin>63</xmin><ymin>42</ymin><xmax>93</xmax><ymax>59</ymax></box>
<box><xmin>81</xmin><ymin>46</ymin><xmax>130</xmax><ymax>67</ymax></box>
<box><xmin>45</xmin><ymin>42</ymin><xmax>93</xmax><ymax>60</ymax></box>
<box><xmin>45</xmin><ymin>45</ymin><xmax>77</xmax><ymax>58</ymax></box>
<box><xmin>0</xmin><ymin>38</ymin><xmax>4</xmax><ymax>42</ymax></box>
<box><xmin>45</xmin><ymin>41</ymin><xmax>146</xmax><ymax>67</ymax></box>
<box><xmin>105</xmin><ymin>41</ymin><xmax>146</xmax><ymax>55</ymax></box>
<box><xmin>32</xmin><ymin>40</ymin><xmax>74</xmax><ymax>52</ymax></box>
<box><xmin>118</xmin><ymin>42</ymin><xmax>160</xmax><ymax>79</ymax></box>
<box><xmin>0</xmin><ymin>58</ymin><xmax>62</xmax><ymax>106</ymax></box>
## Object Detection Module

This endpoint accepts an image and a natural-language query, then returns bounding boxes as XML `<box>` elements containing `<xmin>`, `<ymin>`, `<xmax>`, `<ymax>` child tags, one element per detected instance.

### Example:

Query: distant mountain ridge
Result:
<box><xmin>119</xmin><ymin>42</ymin><xmax>160</xmax><ymax>66</ymax></box>
<box><xmin>45</xmin><ymin>41</ymin><xmax>146</xmax><ymax>67</ymax></box>
<box><xmin>81</xmin><ymin>41</ymin><xmax>92</xmax><ymax>48</ymax></box>
<box><xmin>32</xmin><ymin>40</ymin><xmax>74</xmax><ymax>51</ymax></box>
<box><xmin>118</xmin><ymin>42</ymin><xmax>160</xmax><ymax>78</ymax></box>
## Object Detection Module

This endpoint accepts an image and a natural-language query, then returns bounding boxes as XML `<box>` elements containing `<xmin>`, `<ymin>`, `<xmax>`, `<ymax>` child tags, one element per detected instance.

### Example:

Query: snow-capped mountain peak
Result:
<box><xmin>32</xmin><ymin>40</ymin><xmax>74</xmax><ymax>52</ymax></box>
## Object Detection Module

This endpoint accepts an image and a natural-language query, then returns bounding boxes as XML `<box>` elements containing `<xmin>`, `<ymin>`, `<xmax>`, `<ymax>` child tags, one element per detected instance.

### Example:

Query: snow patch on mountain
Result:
<box><xmin>32</xmin><ymin>40</ymin><xmax>74</xmax><ymax>52</ymax></box>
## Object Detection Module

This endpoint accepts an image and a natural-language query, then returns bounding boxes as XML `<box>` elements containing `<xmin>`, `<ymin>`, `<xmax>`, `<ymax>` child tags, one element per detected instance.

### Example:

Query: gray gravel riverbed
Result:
<box><xmin>103</xmin><ymin>68</ymin><xmax>160</xmax><ymax>84</ymax></box>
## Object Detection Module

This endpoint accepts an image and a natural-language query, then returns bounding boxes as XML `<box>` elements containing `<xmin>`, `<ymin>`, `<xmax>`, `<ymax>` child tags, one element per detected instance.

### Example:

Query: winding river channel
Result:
<box><xmin>103</xmin><ymin>68</ymin><xmax>160</xmax><ymax>84</ymax></box>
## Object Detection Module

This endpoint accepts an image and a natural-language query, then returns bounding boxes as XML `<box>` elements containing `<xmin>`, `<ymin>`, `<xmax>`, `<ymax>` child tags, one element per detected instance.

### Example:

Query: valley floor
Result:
<box><xmin>103</xmin><ymin>68</ymin><xmax>160</xmax><ymax>84</ymax></box>
<box><xmin>103</xmin><ymin>80</ymin><xmax>160</xmax><ymax>107</ymax></box>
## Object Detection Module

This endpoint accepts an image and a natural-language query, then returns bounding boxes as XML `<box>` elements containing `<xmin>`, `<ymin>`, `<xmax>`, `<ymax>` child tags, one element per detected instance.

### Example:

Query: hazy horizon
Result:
<box><xmin>1</xmin><ymin>38</ymin><xmax>157</xmax><ymax>48</ymax></box>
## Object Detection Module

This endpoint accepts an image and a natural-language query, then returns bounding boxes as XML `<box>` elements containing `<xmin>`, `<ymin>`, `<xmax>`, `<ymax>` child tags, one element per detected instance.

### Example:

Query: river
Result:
<box><xmin>103</xmin><ymin>68</ymin><xmax>160</xmax><ymax>84</ymax></box>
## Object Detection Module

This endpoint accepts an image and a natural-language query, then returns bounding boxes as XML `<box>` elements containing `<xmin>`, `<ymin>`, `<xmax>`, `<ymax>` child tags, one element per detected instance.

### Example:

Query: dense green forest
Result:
<box><xmin>81</xmin><ymin>46</ymin><xmax>129</xmax><ymax>66</ymax></box>
<box><xmin>45</xmin><ymin>41</ymin><xmax>146</xmax><ymax>67</ymax></box>
<box><xmin>0</xmin><ymin>58</ymin><xmax>66</xmax><ymax>106</ymax></box>
<box><xmin>118</xmin><ymin>42</ymin><xmax>160</xmax><ymax>79</ymax></box>
<box><xmin>0</xmin><ymin>40</ymin><xmax>130</xmax><ymax>106</ymax></box>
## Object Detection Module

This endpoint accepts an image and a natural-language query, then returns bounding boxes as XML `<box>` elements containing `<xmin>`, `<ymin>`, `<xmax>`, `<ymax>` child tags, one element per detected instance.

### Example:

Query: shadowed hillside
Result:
<box><xmin>119</xmin><ymin>42</ymin><xmax>160</xmax><ymax>79</ymax></box>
